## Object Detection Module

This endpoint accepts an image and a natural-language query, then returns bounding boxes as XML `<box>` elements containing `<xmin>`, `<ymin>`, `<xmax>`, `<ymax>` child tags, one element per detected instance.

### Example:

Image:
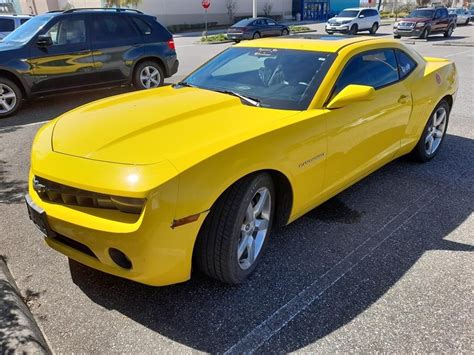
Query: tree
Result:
<box><xmin>263</xmin><ymin>1</ymin><xmax>273</xmax><ymax>16</ymax></box>
<box><xmin>105</xmin><ymin>0</ymin><xmax>142</xmax><ymax>8</ymax></box>
<box><xmin>416</xmin><ymin>0</ymin><xmax>431</xmax><ymax>6</ymax></box>
<box><xmin>225</xmin><ymin>0</ymin><xmax>238</xmax><ymax>24</ymax></box>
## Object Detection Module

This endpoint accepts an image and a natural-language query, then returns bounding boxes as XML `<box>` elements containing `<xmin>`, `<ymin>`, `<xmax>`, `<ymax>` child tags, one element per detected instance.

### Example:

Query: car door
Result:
<box><xmin>29</xmin><ymin>14</ymin><xmax>95</xmax><ymax>94</ymax></box>
<box><xmin>433</xmin><ymin>8</ymin><xmax>448</xmax><ymax>32</ymax></box>
<box><xmin>264</xmin><ymin>19</ymin><xmax>280</xmax><ymax>36</ymax></box>
<box><xmin>321</xmin><ymin>48</ymin><xmax>412</xmax><ymax>196</ymax></box>
<box><xmin>359</xmin><ymin>9</ymin><xmax>371</xmax><ymax>29</ymax></box>
<box><xmin>91</xmin><ymin>13</ymin><xmax>144</xmax><ymax>83</ymax></box>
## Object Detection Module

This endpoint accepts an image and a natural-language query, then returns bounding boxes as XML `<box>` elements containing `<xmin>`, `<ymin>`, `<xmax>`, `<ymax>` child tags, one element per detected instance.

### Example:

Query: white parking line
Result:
<box><xmin>444</xmin><ymin>48</ymin><xmax>474</xmax><ymax>57</ymax></box>
<box><xmin>223</xmin><ymin>172</ymin><xmax>465</xmax><ymax>354</ymax></box>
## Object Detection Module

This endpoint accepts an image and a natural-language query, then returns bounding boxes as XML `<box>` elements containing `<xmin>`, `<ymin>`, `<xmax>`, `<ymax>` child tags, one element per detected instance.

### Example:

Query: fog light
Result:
<box><xmin>109</xmin><ymin>248</ymin><xmax>132</xmax><ymax>269</ymax></box>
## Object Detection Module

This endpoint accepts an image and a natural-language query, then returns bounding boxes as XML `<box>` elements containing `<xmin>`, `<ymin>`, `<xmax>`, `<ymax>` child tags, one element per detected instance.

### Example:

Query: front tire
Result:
<box><xmin>444</xmin><ymin>25</ymin><xmax>454</xmax><ymax>38</ymax></box>
<box><xmin>252</xmin><ymin>32</ymin><xmax>261</xmax><ymax>39</ymax></box>
<box><xmin>349</xmin><ymin>24</ymin><xmax>358</xmax><ymax>35</ymax></box>
<box><xmin>410</xmin><ymin>100</ymin><xmax>450</xmax><ymax>162</ymax></box>
<box><xmin>419</xmin><ymin>27</ymin><xmax>430</xmax><ymax>39</ymax></box>
<box><xmin>132</xmin><ymin>61</ymin><xmax>164</xmax><ymax>89</ymax></box>
<box><xmin>194</xmin><ymin>173</ymin><xmax>275</xmax><ymax>284</ymax></box>
<box><xmin>281</xmin><ymin>29</ymin><xmax>289</xmax><ymax>36</ymax></box>
<box><xmin>0</xmin><ymin>77</ymin><xmax>23</xmax><ymax>118</ymax></box>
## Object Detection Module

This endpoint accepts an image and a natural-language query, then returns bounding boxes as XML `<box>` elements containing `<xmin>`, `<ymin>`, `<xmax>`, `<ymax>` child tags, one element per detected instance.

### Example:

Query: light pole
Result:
<box><xmin>253</xmin><ymin>0</ymin><xmax>257</xmax><ymax>18</ymax></box>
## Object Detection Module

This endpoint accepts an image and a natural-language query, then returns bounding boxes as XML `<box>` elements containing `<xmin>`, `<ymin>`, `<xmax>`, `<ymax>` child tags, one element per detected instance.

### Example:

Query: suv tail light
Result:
<box><xmin>167</xmin><ymin>39</ymin><xmax>175</xmax><ymax>50</ymax></box>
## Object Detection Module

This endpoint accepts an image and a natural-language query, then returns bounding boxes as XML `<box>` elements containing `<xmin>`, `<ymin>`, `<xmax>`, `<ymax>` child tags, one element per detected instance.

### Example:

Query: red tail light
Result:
<box><xmin>167</xmin><ymin>39</ymin><xmax>175</xmax><ymax>50</ymax></box>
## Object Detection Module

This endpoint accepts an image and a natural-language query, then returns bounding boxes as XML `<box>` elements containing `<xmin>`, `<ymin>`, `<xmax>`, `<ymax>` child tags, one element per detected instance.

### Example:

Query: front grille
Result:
<box><xmin>53</xmin><ymin>233</ymin><xmax>97</xmax><ymax>259</ymax></box>
<box><xmin>399</xmin><ymin>22</ymin><xmax>415</xmax><ymax>28</ymax></box>
<box><xmin>33</xmin><ymin>176</ymin><xmax>115</xmax><ymax>209</ymax></box>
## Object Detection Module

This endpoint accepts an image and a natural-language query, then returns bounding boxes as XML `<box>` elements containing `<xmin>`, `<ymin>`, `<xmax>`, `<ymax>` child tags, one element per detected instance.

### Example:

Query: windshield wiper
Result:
<box><xmin>215</xmin><ymin>89</ymin><xmax>261</xmax><ymax>107</ymax></box>
<box><xmin>173</xmin><ymin>81</ymin><xmax>197</xmax><ymax>88</ymax></box>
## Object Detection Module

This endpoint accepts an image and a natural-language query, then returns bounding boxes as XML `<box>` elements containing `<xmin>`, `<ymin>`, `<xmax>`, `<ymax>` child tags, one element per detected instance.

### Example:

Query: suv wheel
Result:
<box><xmin>444</xmin><ymin>25</ymin><xmax>454</xmax><ymax>38</ymax></box>
<box><xmin>194</xmin><ymin>173</ymin><xmax>275</xmax><ymax>284</ymax></box>
<box><xmin>419</xmin><ymin>27</ymin><xmax>430</xmax><ymax>39</ymax></box>
<box><xmin>349</xmin><ymin>24</ymin><xmax>358</xmax><ymax>35</ymax></box>
<box><xmin>133</xmin><ymin>61</ymin><xmax>164</xmax><ymax>89</ymax></box>
<box><xmin>369</xmin><ymin>22</ymin><xmax>379</xmax><ymax>34</ymax></box>
<box><xmin>0</xmin><ymin>78</ymin><xmax>22</xmax><ymax>118</ymax></box>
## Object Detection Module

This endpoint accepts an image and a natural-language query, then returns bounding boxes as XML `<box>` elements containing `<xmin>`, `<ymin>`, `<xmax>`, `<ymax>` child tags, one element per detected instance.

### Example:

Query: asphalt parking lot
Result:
<box><xmin>1</xmin><ymin>23</ymin><xmax>473</xmax><ymax>353</ymax></box>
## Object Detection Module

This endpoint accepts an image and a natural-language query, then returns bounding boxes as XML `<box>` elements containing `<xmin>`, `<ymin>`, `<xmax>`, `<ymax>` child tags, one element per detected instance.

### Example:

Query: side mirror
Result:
<box><xmin>37</xmin><ymin>35</ymin><xmax>53</xmax><ymax>47</ymax></box>
<box><xmin>359</xmin><ymin>14</ymin><xmax>365</xmax><ymax>18</ymax></box>
<box><xmin>327</xmin><ymin>84</ymin><xmax>375</xmax><ymax>109</ymax></box>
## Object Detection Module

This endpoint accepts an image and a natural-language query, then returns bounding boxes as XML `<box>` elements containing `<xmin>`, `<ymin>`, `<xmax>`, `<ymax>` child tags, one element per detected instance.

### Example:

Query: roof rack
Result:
<box><xmin>63</xmin><ymin>8</ymin><xmax>143</xmax><ymax>14</ymax></box>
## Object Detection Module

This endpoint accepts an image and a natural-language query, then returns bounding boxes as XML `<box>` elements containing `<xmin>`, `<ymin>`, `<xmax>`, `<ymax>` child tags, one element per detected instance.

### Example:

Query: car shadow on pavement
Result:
<box><xmin>69</xmin><ymin>134</ymin><xmax>473</xmax><ymax>353</ymax></box>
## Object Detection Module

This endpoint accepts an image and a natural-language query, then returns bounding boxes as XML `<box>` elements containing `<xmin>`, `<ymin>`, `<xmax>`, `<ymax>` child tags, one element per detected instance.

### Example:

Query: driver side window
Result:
<box><xmin>332</xmin><ymin>49</ymin><xmax>399</xmax><ymax>97</ymax></box>
<box><xmin>45</xmin><ymin>18</ymin><xmax>86</xmax><ymax>45</ymax></box>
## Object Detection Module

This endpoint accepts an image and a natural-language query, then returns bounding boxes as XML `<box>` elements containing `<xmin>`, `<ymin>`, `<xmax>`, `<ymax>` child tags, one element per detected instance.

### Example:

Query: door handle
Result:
<box><xmin>398</xmin><ymin>94</ymin><xmax>410</xmax><ymax>104</ymax></box>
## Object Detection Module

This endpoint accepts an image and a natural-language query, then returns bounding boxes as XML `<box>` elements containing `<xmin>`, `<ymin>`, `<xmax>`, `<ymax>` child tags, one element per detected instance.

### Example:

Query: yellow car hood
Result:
<box><xmin>52</xmin><ymin>86</ymin><xmax>295</xmax><ymax>167</ymax></box>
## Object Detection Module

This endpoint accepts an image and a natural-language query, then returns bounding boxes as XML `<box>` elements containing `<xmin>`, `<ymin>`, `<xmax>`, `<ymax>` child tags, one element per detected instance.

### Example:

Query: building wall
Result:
<box><xmin>330</xmin><ymin>0</ymin><xmax>360</xmax><ymax>13</ymax></box>
<box><xmin>16</xmin><ymin>0</ymin><xmax>294</xmax><ymax>25</ymax></box>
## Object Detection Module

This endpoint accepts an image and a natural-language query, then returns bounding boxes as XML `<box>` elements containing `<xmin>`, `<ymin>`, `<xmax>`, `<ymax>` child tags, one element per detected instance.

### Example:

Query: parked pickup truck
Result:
<box><xmin>394</xmin><ymin>7</ymin><xmax>456</xmax><ymax>39</ymax></box>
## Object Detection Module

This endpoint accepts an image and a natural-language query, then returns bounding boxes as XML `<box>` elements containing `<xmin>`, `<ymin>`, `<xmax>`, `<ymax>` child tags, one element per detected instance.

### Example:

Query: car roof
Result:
<box><xmin>341</xmin><ymin>8</ymin><xmax>366</xmax><ymax>11</ymax></box>
<box><xmin>0</xmin><ymin>14</ymin><xmax>32</xmax><ymax>19</ymax></box>
<box><xmin>236</xmin><ymin>34</ymin><xmax>388</xmax><ymax>53</ymax></box>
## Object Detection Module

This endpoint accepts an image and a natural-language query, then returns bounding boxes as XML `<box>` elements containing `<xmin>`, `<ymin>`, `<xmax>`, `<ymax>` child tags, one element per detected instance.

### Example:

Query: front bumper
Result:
<box><xmin>28</xmin><ymin>126</ymin><xmax>205</xmax><ymax>286</ymax></box>
<box><xmin>325</xmin><ymin>24</ymin><xmax>350</xmax><ymax>33</ymax></box>
<box><xmin>393</xmin><ymin>27</ymin><xmax>423</xmax><ymax>37</ymax></box>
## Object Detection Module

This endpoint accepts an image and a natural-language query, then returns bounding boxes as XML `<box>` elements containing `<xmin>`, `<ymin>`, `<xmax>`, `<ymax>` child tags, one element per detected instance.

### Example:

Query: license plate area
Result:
<box><xmin>25</xmin><ymin>195</ymin><xmax>55</xmax><ymax>238</ymax></box>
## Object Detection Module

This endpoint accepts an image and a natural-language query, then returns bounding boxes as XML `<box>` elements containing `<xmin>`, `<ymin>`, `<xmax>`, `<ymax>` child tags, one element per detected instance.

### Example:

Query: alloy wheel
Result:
<box><xmin>425</xmin><ymin>106</ymin><xmax>447</xmax><ymax>155</ymax></box>
<box><xmin>140</xmin><ymin>66</ymin><xmax>161</xmax><ymax>89</ymax></box>
<box><xmin>237</xmin><ymin>187</ymin><xmax>271</xmax><ymax>270</ymax></box>
<box><xmin>0</xmin><ymin>83</ymin><xmax>17</xmax><ymax>114</ymax></box>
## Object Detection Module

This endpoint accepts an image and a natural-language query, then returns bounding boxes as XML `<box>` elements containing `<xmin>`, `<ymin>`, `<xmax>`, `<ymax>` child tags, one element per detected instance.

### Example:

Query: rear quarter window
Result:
<box><xmin>0</xmin><ymin>18</ymin><xmax>15</xmax><ymax>32</ymax></box>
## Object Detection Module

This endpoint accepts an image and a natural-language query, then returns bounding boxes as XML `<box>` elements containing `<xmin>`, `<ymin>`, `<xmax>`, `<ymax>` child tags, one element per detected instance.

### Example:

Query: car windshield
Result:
<box><xmin>337</xmin><ymin>10</ymin><xmax>359</xmax><ymax>17</ymax></box>
<box><xmin>408</xmin><ymin>9</ymin><xmax>435</xmax><ymax>18</ymax></box>
<box><xmin>2</xmin><ymin>14</ymin><xmax>56</xmax><ymax>43</ymax></box>
<box><xmin>233</xmin><ymin>19</ymin><xmax>253</xmax><ymax>27</ymax></box>
<box><xmin>181</xmin><ymin>47</ymin><xmax>334</xmax><ymax>110</ymax></box>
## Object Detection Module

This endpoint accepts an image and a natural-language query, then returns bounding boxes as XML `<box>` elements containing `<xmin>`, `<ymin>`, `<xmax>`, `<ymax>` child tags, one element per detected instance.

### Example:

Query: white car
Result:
<box><xmin>0</xmin><ymin>15</ymin><xmax>32</xmax><ymax>40</ymax></box>
<box><xmin>448</xmin><ymin>8</ymin><xmax>470</xmax><ymax>25</ymax></box>
<box><xmin>326</xmin><ymin>8</ymin><xmax>381</xmax><ymax>35</ymax></box>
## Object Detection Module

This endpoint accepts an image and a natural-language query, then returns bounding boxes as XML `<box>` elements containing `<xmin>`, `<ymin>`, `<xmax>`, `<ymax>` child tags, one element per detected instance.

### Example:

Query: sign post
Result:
<box><xmin>202</xmin><ymin>0</ymin><xmax>211</xmax><ymax>39</ymax></box>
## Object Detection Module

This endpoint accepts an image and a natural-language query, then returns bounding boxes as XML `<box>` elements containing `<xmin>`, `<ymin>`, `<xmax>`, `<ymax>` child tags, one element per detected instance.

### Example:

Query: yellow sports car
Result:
<box><xmin>26</xmin><ymin>35</ymin><xmax>457</xmax><ymax>286</ymax></box>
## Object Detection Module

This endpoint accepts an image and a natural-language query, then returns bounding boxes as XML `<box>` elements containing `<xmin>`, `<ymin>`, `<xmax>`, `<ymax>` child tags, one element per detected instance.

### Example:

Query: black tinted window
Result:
<box><xmin>93</xmin><ymin>15</ymin><xmax>138</xmax><ymax>42</ymax></box>
<box><xmin>20</xmin><ymin>18</ymin><xmax>30</xmax><ymax>25</ymax></box>
<box><xmin>46</xmin><ymin>18</ymin><xmax>86</xmax><ymax>45</ymax></box>
<box><xmin>395</xmin><ymin>50</ymin><xmax>417</xmax><ymax>79</ymax></box>
<box><xmin>334</xmin><ymin>49</ymin><xmax>399</xmax><ymax>95</ymax></box>
<box><xmin>132</xmin><ymin>16</ymin><xmax>152</xmax><ymax>35</ymax></box>
<box><xmin>0</xmin><ymin>19</ymin><xmax>15</xmax><ymax>31</ymax></box>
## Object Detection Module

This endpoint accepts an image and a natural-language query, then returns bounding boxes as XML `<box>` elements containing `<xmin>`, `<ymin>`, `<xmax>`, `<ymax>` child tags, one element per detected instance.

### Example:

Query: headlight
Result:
<box><xmin>416</xmin><ymin>22</ymin><xmax>425</xmax><ymax>27</ymax></box>
<box><xmin>110</xmin><ymin>196</ymin><xmax>147</xmax><ymax>214</ymax></box>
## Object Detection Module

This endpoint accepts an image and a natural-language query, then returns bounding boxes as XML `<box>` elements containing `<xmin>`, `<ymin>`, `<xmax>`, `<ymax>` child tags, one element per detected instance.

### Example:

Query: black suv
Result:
<box><xmin>0</xmin><ymin>8</ymin><xmax>179</xmax><ymax>117</ymax></box>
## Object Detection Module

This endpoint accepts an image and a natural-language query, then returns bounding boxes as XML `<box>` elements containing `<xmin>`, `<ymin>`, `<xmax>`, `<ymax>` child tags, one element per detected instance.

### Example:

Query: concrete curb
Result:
<box><xmin>0</xmin><ymin>256</ymin><xmax>51</xmax><ymax>354</ymax></box>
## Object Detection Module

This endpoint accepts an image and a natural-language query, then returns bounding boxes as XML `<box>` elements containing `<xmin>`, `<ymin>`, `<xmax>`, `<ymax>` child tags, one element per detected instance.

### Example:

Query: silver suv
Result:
<box><xmin>0</xmin><ymin>14</ymin><xmax>32</xmax><ymax>40</ymax></box>
<box><xmin>326</xmin><ymin>8</ymin><xmax>381</xmax><ymax>35</ymax></box>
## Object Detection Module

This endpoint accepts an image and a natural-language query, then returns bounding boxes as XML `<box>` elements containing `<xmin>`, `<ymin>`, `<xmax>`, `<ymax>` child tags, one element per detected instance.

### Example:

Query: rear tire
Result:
<box><xmin>410</xmin><ymin>100</ymin><xmax>450</xmax><ymax>162</ymax></box>
<box><xmin>194</xmin><ymin>173</ymin><xmax>275</xmax><ymax>284</ymax></box>
<box><xmin>394</xmin><ymin>34</ymin><xmax>401</xmax><ymax>39</ymax></box>
<box><xmin>252</xmin><ymin>32</ymin><xmax>261</xmax><ymax>39</ymax></box>
<box><xmin>465</xmin><ymin>18</ymin><xmax>470</xmax><ymax>25</ymax></box>
<box><xmin>0</xmin><ymin>77</ymin><xmax>23</xmax><ymax>118</ymax></box>
<box><xmin>132</xmin><ymin>61</ymin><xmax>164</xmax><ymax>90</ymax></box>
<box><xmin>326</xmin><ymin>30</ymin><xmax>334</xmax><ymax>34</ymax></box>
<box><xmin>369</xmin><ymin>22</ymin><xmax>379</xmax><ymax>34</ymax></box>
<box><xmin>281</xmin><ymin>29</ymin><xmax>289</xmax><ymax>36</ymax></box>
<box><xmin>349</xmin><ymin>24</ymin><xmax>358</xmax><ymax>35</ymax></box>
